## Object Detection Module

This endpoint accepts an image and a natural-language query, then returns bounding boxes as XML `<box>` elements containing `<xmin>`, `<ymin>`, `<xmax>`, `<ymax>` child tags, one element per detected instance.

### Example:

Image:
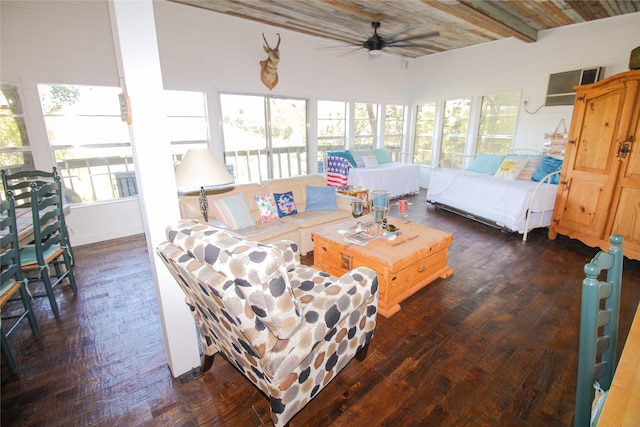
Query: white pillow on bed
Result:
<box><xmin>362</xmin><ymin>155</ymin><xmax>379</xmax><ymax>168</ymax></box>
<box><xmin>495</xmin><ymin>157</ymin><xmax>529</xmax><ymax>180</ymax></box>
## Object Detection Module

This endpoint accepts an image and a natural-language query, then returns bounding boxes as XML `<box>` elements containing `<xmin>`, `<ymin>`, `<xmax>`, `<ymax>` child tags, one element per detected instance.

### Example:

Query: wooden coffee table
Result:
<box><xmin>312</xmin><ymin>215</ymin><xmax>453</xmax><ymax>318</ymax></box>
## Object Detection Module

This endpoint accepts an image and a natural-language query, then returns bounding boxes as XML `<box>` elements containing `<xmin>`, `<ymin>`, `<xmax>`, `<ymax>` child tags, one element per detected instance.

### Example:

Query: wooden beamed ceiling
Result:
<box><xmin>169</xmin><ymin>0</ymin><xmax>640</xmax><ymax>58</ymax></box>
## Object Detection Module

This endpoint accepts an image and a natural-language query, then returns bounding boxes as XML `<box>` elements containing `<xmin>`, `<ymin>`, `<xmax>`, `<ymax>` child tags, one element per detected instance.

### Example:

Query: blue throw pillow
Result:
<box><xmin>328</xmin><ymin>150</ymin><xmax>357</xmax><ymax>167</ymax></box>
<box><xmin>273</xmin><ymin>191</ymin><xmax>298</xmax><ymax>217</ymax></box>
<box><xmin>466</xmin><ymin>154</ymin><xmax>505</xmax><ymax>174</ymax></box>
<box><xmin>305</xmin><ymin>185</ymin><xmax>337</xmax><ymax>212</ymax></box>
<box><xmin>532</xmin><ymin>156</ymin><xmax>563</xmax><ymax>184</ymax></box>
<box><xmin>372</xmin><ymin>148</ymin><xmax>393</xmax><ymax>164</ymax></box>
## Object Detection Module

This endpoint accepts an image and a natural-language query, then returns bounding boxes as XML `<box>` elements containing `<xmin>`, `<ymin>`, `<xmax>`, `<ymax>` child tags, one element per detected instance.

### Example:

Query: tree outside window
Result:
<box><xmin>384</xmin><ymin>104</ymin><xmax>405</xmax><ymax>161</ymax></box>
<box><xmin>354</xmin><ymin>103</ymin><xmax>378</xmax><ymax>149</ymax></box>
<box><xmin>0</xmin><ymin>83</ymin><xmax>35</xmax><ymax>174</ymax></box>
<box><xmin>477</xmin><ymin>92</ymin><xmax>519</xmax><ymax>154</ymax></box>
<box><xmin>317</xmin><ymin>100</ymin><xmax>346</xmax><ymax>172</ymax></box>
<box><xmin>414</xmin><ymin>102</ymin><xmax>436</xmax><ymax>166</ymax></box>
<box><xmin>38</xmin><ymin>84</ymin><xmax>134</xmax><ymax>203</ymax></box>
<box><xmin>439</xmin><ymin>98</ymin><xmax>471</xmax><ymax>169</ymax></box>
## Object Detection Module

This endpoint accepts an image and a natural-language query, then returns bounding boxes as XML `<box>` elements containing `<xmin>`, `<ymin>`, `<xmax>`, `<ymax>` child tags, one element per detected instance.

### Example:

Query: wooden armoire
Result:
<box><xmin>549</xmin><ymin>69</ymin><xmax>640</xmax><ymax>261</ymax></box>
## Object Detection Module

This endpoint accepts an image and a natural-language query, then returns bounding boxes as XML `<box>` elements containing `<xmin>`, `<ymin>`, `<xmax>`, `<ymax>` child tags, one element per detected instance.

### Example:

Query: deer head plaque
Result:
<box><xmin>260</xmin><ymin>33</ymin><xmax>280</xmax><ymax>90</ymax></box>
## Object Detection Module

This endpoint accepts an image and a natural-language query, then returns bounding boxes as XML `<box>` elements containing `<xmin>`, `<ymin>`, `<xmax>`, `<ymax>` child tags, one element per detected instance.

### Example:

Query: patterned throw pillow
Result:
<box><xmin>517</xmin><ymin>158</ymin><xmax>543</xmax><ymax>180</ymax></box>
<box><xmin>362</xmin><ymin>155</ymin><xmax>379</xmax><ymax>168</ymax></box>
<box><xmin>273</xmin><ymin>191</ymin><xmax>298</xmax><ymax>217</ymax></box>
<box><xmin>208</xmin><ymin>193</ymin><xmax>255</xmax><ymax>230</ymax></box>
<box><xmin>254</xmin><ymin>194</ymin><xmax>278</xmax><ymax>223</ymax></box>
<box><xmin>494</xmin><ymin>157</ymin><xmax>529</xmax><ymax>180</ymax></box>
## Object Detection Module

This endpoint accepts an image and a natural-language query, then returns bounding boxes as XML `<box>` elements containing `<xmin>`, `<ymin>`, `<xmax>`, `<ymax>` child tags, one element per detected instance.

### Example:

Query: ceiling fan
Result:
<box><xmin>323</xmin><ymin>21</ymin><xmax>439</xmax><ymax>57</ymax></box>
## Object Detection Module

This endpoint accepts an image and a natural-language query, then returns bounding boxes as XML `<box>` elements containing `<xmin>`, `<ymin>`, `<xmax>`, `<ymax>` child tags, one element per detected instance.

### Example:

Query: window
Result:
<box><xmin>220</xmin><ymin>94</ymin><xmax>308</xmax><ymax>184</ymax></box>
<box><xmin>414</xmin><ymin>102</ymin><xmax>436</xmax><ymax>166</ymax></box>
<box><xmin>439</xmin><ymin>98</ymin><xmax>471</xmax><ymax>169</ymax></box>
<box><xmin>38</xmin><ymin>84</ymin><xmax>134</xmax><ymax>203</ymax></box>
<box><xmin>317</xmin><ymin>100</ymin><xmax>346</xmax><ymax>171</ymax></box>
<box><xmin>477</xmin><ymin>92</ymin><xmax>519</xmax><ymax>154</ymax></box>
<box><xmin>384</xmin><ymin>104</ymin><xmax>405</xmax><ymax>161</ymax></box>
<box><xmin>0</xmin><ymin>83</ymin><xmax>35</xmax><ymax>175</ymax></box>
<box><xmin>165</xmin><ymin>90</ymin><xmax>209</xmax><ymax>162</ymax></box>
<box><xmin>354</xmin><ymin>103</ymin><xmax>379</xmax><ymax>149</ymax></box>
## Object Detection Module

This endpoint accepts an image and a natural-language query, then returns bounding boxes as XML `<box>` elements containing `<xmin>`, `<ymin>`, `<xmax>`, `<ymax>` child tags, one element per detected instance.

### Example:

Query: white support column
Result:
<box><xmin>108</xmin><ymin>0</ymin><xmax>200</xmax><ymax>377</ymax></box>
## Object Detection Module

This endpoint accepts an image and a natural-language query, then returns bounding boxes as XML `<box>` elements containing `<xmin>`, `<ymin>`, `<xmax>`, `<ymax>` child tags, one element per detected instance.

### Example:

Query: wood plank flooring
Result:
<box><xmin>2</xmin><ymin>189</ymin><xmax>639</xmax><ymax>426</ymax></box>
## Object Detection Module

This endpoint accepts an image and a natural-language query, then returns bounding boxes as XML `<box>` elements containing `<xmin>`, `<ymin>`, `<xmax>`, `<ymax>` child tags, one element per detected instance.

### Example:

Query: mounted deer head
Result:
<box><xmin>260</xmin><ymin>33</ymin><xmax>281</xmax><ymax>90</ymax></box>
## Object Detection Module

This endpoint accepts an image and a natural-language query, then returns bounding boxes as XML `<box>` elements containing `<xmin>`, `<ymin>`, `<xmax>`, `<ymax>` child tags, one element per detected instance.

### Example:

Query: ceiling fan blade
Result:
<box><xmin>388</xmin><ymin>43</ymin><xmax>434</xmax><ymax>49</ymax></box>
<box><xmin>339</xmin><ymin>47</ymin><xmax>367</xmax><ymax>57</ymax></box>
<box><xmin>317</xmin><ymin>44</ymin><xmax>361</xmax><ymax>51</ymax></box>
<box><xmin>390</xmin><ymin>30</ymin><xmax>440</xmax><ymax>44</ymax></box>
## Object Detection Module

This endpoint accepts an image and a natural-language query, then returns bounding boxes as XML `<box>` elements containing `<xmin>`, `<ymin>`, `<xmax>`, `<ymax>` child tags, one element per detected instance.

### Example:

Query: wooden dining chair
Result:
<box><xmin>19</xmin><ymin>179</ymin><xmax>77</xmax><ymax>317</ymax></box>
<box><xmin>1</xmin><ymin>167</ymin><xmax>75</xmax><ymax>265</ymax></box>
<box><xmin>1</xmin><ymin>168</ymin><xmax>57</xmax><ymax>208</ymax></box>
<box><xmin>1</xmin><ymin>195</ymin><xmax>41</xmax><ymax>374</ymax></box>
<box><xmin>574</xmin><ymin>234</ymin><xmax>624</xmax><ymax>427</ymax></box>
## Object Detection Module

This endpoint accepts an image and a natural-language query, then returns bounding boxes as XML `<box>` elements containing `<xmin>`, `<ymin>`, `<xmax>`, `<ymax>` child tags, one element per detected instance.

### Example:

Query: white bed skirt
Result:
<box><xmin>347</xmin><ymin>162</ymin><xmax>420</xmax><ymax>199</ymax></box>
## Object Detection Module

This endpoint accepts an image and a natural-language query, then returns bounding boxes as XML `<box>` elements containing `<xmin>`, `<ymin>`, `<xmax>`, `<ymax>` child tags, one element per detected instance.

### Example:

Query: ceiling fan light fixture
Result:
<box><xmin>369</xmin><ymin>49</ymin><xmax>382</xmax><ymax>56</ymax></box>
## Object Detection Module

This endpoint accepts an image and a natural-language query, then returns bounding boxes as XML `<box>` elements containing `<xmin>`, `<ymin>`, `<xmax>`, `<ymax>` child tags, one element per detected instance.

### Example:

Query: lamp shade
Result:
<box><xmin>175</xmin><ymin>149</ymin><xmax>234</xmax><ymax>192</ymax></box>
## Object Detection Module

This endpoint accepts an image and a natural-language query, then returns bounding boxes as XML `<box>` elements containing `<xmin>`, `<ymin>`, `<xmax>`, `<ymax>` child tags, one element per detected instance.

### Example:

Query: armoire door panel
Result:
<box><xmin>575</xmin><ymin>91</ymin><xmax>623</xmax><ymax>172</ymax></box>
<box><xmin>559</xmin><ymin>178</ymin><xmax>608</xmax><ymax>234</ymax></box>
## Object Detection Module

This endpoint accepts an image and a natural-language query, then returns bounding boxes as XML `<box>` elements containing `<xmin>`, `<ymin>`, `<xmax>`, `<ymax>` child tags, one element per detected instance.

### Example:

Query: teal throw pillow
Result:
<box><xmin>466</xmin><ymin>154</ymin><xmax>506</xmax><ymax>175</ymax></box>
<box><xmin>532</xmin><ymin>156</ymin><xmax>563</xmax><ymax>184</ymax></box>
<box><xmin>273</xmin><ymin>191</ymin><xmax>298</xmax><ymax>217</ymax></box>
<box><xmin>372</xmin><ymin>148</ymin><xmax>393</xmax><ymax>164</ymax></box>
<box><xmin>328</xmin><ymin>150</ymin><xmax>357</xmax><ymax>167</ymax></box>
<box><xmin>305</xmin><ymin>185</ymin><xmax>337</xmax><ymax>212</ymax></box>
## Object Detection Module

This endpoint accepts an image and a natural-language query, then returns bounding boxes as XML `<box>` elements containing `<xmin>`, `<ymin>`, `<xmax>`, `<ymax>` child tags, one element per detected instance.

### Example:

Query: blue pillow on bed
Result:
<box><xmin>372</xmin><ymin>148</ymin><xmax>393</xmax><ymax>164</ymax></box>
<box><xmin>532</xmin><ymin>156</ymin><xmax>563</xmax><ymax>184</ymax></box>
<box><xmin>466</xmin><ymin>154</ymin><xmax>505</xmax><ymax>175</ymax></box>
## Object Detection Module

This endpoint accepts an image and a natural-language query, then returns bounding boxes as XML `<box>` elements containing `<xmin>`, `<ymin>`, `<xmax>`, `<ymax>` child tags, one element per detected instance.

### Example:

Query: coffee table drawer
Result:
<box><xmin>385</xmin><ymin>247</ymin><xmax>449</xmax><ymax>304</ymax></box>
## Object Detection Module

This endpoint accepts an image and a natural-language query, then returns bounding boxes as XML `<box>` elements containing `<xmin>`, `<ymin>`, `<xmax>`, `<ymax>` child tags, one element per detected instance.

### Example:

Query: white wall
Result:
<box><xmin>2</xmin><ymin>0</ymin><xmax>639</xmax><ymax>245</ymax></box>
<box><xmin>408</xmin><ymin>12</ymin><xmax>640</xmax><ymax>151</ymax></box>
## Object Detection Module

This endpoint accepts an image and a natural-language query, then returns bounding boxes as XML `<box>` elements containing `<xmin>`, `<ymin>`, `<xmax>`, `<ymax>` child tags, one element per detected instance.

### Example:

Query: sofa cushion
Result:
<box><xmin>254</xmin><ymin>194</ymin><xmax>278</xmax><ymax>223</ymax></box>
<box><xmin>467</xmin><ymin>154</ymin><xmax>505</xmax><ymax>175</ymax></box>
<box><xmin>279</xmin><ymin>209</ymin><xmax>350</xmax><ymax>229</ymax></box>
<box><xmin>372</xmin><ymin>148</ymin><xmax>393</xmax><ymax>164</ymax></box>
<box><xmin>208</xmin><ymin>193</ymin><xmax>256</xmax><ymax>230</ymax></box>
<box><xmin>305</xmin><ymin>185</ymin><xmax>337</xmax><ymax>212</ymax></box>
<box><xmin>274</xmin><ymin>191</ymin><xmax>298</xmax><ymax>217</ymax></box>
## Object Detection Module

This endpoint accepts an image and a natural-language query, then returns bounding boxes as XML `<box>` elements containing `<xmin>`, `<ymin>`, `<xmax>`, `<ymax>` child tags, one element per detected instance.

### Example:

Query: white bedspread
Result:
<box><xmin>347</xmin><ymin>162</ymin><xmax>420</xmax><ymax>199</ymax></box>
<box><xmin>426</xmin><ymin>169</ymin><xmax>558</xmax><ymax>233</ymax></box>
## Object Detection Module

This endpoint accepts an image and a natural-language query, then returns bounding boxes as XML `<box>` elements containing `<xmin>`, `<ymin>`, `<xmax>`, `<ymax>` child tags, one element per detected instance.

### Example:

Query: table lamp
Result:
<box><xmin>175</xmin><ymin>149</ymin><xmax>234</xmax><ymax>222</ymax></box>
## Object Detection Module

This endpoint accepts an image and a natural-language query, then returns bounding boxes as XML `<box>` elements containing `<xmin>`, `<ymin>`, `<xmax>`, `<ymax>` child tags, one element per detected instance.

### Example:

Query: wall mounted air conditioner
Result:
<box><xmin>545</xmin><ymin>67</ymin><xmax>605</xmax><ymax>106</ymax></box>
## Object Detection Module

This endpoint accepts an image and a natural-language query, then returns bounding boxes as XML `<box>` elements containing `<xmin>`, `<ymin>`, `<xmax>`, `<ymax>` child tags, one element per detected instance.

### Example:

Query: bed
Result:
<box><xmin>347</xmin><ymin>162</ymin><xmax>420</xmax><ymax>199</ymax></box>
<box><xmin>426</xmin><ymin>152</ymin><xmax>561</xmax><ymax>241</ymax></box>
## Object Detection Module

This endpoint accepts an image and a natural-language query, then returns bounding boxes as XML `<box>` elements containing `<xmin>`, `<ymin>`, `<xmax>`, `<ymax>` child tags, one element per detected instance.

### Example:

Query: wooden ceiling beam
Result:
<box><xmin>457</xmin><ymin>0</ymin><xmax>538</xmax><ymax>42</ymax></box>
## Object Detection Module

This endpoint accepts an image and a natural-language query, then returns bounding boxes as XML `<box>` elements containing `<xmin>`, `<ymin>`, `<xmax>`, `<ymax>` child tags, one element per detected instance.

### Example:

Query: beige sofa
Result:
<box><xmin>179</xmin><ymin>174</ymin><xmax>357</xmax><ymax>255</ymax></box>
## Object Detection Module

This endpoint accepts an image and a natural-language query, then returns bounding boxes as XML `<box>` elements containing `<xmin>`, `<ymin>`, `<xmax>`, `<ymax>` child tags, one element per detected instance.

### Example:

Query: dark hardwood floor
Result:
<box><xmin>2</xmin><ymin>189</ymin><xmax>639</xmax><ymax>426</ymax></box>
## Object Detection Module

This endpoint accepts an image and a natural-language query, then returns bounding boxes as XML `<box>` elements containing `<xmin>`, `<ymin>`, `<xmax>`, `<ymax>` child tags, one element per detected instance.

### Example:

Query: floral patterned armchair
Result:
<box><xmin>156</xmin><ymin>219</ymin><xmax>379</xmax><ymax>426</ymax></box>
